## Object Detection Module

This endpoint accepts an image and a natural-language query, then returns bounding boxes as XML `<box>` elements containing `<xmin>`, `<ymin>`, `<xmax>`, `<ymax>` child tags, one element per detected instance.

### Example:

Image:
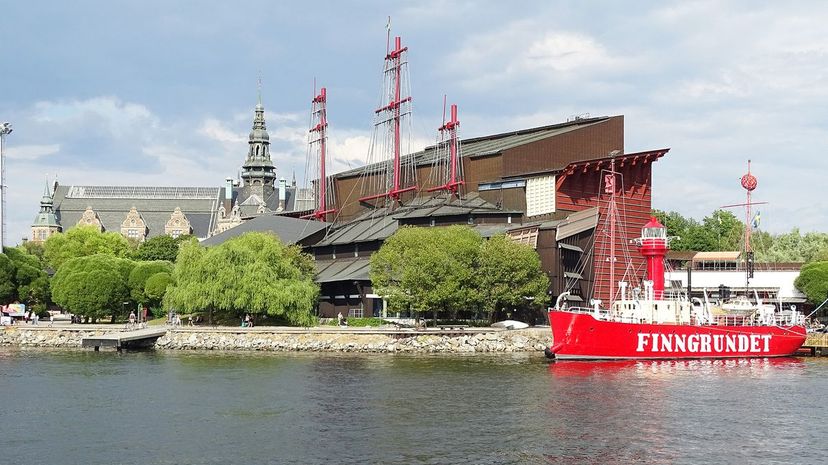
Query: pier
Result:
<box><xmin>801</xmin><ymin>333</ymin><xmax>828</xmax><ymax>356</ymax></box>
<box><xmin>81</xmin><ymin>327</ymin><xmax>168</xmax><ymax>351</ymax></box>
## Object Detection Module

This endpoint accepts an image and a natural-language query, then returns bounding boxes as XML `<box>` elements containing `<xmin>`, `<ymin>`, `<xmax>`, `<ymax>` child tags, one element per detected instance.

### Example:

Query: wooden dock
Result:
<box><xmin>801</xmin><ymin>333</ymin><xmax>828</xmax><ymax>356</ymax></box>
<box><xmin>81</xmin><ymin>327</ymin><xmax>168</xmax><ymax>351</ymax></box>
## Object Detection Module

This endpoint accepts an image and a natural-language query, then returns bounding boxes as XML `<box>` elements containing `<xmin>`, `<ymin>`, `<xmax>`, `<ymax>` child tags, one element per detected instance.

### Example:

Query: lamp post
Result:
<box><xmin>0</xmin><ymin>122</ymin><xmax>12</xmax><ymax>250</ymax></box>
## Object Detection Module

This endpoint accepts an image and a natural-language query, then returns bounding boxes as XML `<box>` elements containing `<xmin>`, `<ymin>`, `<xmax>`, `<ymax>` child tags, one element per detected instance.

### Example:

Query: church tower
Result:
<box><xmin>31</xmin><ymin>177</ymin><xmax>61</xmax><ymax>243</ymax></box>
<box><xmin>240</xmin><ymin>87</ymin><xmax>277</xmax><ymax>198</ymax></box>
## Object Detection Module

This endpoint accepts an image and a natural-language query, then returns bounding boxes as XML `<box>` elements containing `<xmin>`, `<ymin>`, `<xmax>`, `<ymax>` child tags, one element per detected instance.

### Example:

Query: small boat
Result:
<box><xmin>492</xmin><ymin>320</ymin><xmax>530</xmax><ymax>330</ymax></box>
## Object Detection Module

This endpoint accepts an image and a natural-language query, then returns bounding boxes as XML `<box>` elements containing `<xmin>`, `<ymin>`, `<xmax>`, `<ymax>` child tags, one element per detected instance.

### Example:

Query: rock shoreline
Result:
<box><xmin>0</xmin><ymin>326</ymin><xmax>552</xmax><ymax>353</ymax></box>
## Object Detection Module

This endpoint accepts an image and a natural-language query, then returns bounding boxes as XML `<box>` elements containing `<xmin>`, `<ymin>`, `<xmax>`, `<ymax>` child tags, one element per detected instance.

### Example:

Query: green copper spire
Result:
<box><xmin>32</xmin><ymin>175</ymin><xmax>60</xmax><ymax>229</ymax></box>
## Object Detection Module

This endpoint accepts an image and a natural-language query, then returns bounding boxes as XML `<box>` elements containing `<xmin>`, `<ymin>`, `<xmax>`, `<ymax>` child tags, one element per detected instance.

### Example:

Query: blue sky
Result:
<box><xmin>2</xmin><ymin>0</ymin><xmax>827</xmax><ymax>243</ymax></box>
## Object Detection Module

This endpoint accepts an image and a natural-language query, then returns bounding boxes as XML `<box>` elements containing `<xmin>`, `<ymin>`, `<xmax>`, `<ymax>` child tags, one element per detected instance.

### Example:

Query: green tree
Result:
<box><xmin>128</xmin><ymin>261</ymin><xmax>174</xmax><ymax>304</ymax></box>
<box><xmin>164</xmin><ymin>232</ymin><xmax>318</xmax><ymax>325</ymax></box>
<box><xmin>477</xmin><ymin>234</ymin><xmax>550</xmax><ymax>321</ymax></box>
<box><xmin>144</xmin><ymin>272</ymin><xmax>173</xmax><ymax>312</ymax></box>
<box><xmin>794</xmin><ymin>261</ymin><xmax>828</xmax><ymax>305</ymax></box>
<box><xmin>132</xmin><ymin>234</ymin><xmax>195</xmax><ymax>262</ymax></box>
<box><xmin>2</xmin><ymin>247</ymin><xmax>50</xmax><ymax>310</ymax></box>
<box><xmin>370</xmin><ymin>226</ymin><xmax>483</xmax><ymax>320</ymax></box>
<box><xmin>51</xmin><ymin>254</ymin><xmax>135</xmax><ymax>322</ymax></box>
<box><xmin>701</xmin><ymin>210</ymin><xmax>744</xmax><ymax>251</ymax></box>
<box><xmin>44</xmin><ymin>226</ymin><xmax>131</xmax><ymax>270</ymax></box>
<box><xmin>0</xmin><ymin>253</ymin><xmax>17</xmax><ymax>303</ymax></box>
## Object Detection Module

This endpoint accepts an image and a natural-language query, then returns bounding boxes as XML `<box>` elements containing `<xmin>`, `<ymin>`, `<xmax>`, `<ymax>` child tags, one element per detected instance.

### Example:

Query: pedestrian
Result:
<box><xmin>32</xmin><ymin>313</ymin><xmax>39</xmax><ymax>325</ymax></box>
<box><xmin>49</xmin><ymin>313</ymin><xmax>54</xmax><ymax>327</ymax></box>
<box><xmin>244</xmin><ymin>314</ymin><xmax>251</xmax><ymax>327</ymax></box>
<box><xmin>129</xmin><ymin>311</ymin><xmax>136</xmax><ymax>327</ymax></box>
<box><xmin>337</xmin><ymin>311</ymin><xmax>344</xmax><ymax>326</ymax></box>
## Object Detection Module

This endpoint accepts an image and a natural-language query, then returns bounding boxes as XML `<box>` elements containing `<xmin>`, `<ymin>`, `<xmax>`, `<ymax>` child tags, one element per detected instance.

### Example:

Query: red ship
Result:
<box><xmin>545</xmin><ymin>160</ymin><xmax>807</xmax><ymax>360</ymax></box>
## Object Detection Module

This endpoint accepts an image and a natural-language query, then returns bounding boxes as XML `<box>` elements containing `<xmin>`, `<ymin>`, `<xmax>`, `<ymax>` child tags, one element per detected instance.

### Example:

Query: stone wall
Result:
<box><xmin>0</xmin><ymin>327</ymin><xmax>106</xmax><ymax>347</ymax></box>
<box><xmin>156</xmin><ymin>328</ymin><xmax>552</xmax><ymax>353</ymax></box>
<box><xmin>0</xmin><ymin>327</ymin><xmax>552</xmax><ymax>353</ymax></box>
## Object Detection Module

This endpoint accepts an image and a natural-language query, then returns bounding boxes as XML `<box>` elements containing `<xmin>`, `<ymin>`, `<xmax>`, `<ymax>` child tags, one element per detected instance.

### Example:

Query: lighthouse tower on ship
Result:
<box><xmin>634</xmin><ymin>217</ymin><xmax>671</xmax><ymax>300</ymax></box>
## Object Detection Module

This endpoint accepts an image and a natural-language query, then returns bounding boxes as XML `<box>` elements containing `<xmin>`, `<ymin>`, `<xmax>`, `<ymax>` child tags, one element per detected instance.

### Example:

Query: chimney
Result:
<box><xmin>224</xmin><ymin>177</ymin><xmax>234</xmax><ymax>211</ymax></box>
<box><xmin>278</xmin><ymin>177</ymin><xmax>286</xmax><ymax>211</ymax></box>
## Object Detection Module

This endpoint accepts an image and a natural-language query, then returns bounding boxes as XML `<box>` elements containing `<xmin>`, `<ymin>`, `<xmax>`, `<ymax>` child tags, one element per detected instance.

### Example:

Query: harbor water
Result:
<box><xmin>1</xmin><ymin>349</ymin><xmax>826</xmax><ymax>465</ymax></box>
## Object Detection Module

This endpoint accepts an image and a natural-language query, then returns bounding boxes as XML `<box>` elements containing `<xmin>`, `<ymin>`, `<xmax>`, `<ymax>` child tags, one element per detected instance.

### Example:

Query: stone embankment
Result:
<box><xmin>0</xmin><ymin>326</ymin><xmax>552</xmax><ymax>353</ymax></box>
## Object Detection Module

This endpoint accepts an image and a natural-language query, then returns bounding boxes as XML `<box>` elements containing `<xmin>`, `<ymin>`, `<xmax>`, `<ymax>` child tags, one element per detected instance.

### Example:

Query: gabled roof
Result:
<box><xmin>53</xmin><ymin>185</ymin><xmax>221</xmax><ymax>239</ymax></box>
<box><xmin>314</xmin><ymin>193</ymin><xmax>514</xmax><ymax>246</ymax></box>
<box><xmin>334</xmin><ymin>116</ymin><xmax>611</xmax><ymax>179</ymax></box>
<box><xmin>200</xmin><ymin>214</ymin><xmax>329</xmax><ymax>247</ymax></box>
<box><xmin>315</xmin><ymin>257</ymin><xmax>372</xmax><ymax>283</ymax></box>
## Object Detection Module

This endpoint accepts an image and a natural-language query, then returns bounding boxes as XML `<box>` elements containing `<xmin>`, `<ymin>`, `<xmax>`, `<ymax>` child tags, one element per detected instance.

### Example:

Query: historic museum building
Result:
<box><xmin>311</xmin><ymin>115</ymin><xmax>668</xmax><ymax>317</ymax></box>
<box><xmin>30</xmin><ymin>97</ymin><xmax>313</xmax><ymax>243</ymax></box>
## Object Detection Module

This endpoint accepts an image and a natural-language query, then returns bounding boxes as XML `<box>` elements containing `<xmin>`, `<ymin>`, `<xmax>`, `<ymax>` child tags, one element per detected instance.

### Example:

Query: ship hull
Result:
<box><xmin>547</xmin><ymin>310</ymin><xmax>807</xmax><ymax>360</ymax></box>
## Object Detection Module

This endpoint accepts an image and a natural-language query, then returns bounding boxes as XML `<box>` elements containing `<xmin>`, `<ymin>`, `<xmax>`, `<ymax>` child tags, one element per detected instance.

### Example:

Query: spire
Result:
<box><xmin>41</xmin><ymin>175</ymin><xmax>52</xmax><ymax>204</ymax></box>
<box><xmin>257</xmin><ymin>73</ymin><xmax>263</xmax><ymax>108</ymax></box>
<box><xmin>241</xmin><ymin>78</ymin><xmax>277</xmax><ymax>193</ymax></box>
<box><xmin>32</xmin><ymin>174</ymin><xmax>60</xmax><ymax>238</ymax></box>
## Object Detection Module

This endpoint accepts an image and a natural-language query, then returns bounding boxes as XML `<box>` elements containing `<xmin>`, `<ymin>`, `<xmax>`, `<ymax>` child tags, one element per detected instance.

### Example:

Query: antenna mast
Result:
<box><xmin>359</xmin><ymin>30</ymin><xmax>418</xmax><ymax>205</ymax></box>
<box><xmin>720</xmin><ymin>160</ymin><xmax>767</xmax><ymax>286</ymax></box>
<box><xmin>302</xmin><ymin>86</ymin><xmax>337</xmax><ymax>221</ymax></box>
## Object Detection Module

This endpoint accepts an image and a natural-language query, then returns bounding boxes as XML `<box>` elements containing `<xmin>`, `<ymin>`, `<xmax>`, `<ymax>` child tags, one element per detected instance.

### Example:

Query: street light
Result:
<box><xmin>0</xmin><ymin>122</ymin><xmax>12</xmax><ymax>250</ymax></box>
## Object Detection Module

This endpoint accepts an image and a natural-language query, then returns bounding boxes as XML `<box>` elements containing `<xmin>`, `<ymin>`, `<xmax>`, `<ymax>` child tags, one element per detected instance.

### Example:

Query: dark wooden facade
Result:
<box><xmin>315</xmin><ymin>115</ymin><xmax>667</xmax><ymax>315</ymax></box>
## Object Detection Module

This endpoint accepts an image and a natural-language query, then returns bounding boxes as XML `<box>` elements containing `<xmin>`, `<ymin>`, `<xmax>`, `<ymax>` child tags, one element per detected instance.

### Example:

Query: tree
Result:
<box><xmin>128</xmin><ymin>260</ymin><xmax>174</xmax><ymax>305</ymax></box>
<box><xmin>51</xmin><ymin>254</ymin><xmax>135</xmax><ymax>322</ymax></box>
<box><xmin>3</xmin><ymin>246</ymin><xmax>50</xmax><ymax>311</ymax></box>
<box><xmin>164</xmin><ymin>232</ymin><xmax>319</xmax><ymax>325</ymax></box>
<box><xmin>44</xmin><ymin>226</ymin><xmax>132</xmax><ymax>270</ymax></box>
<box><xmin>794</xmin><ymin>261</ymin><xmax>828</xmax><ymax>305</ymax></box>
<box><xmin>477</xmin><ymin>235</ymin><xmax>550</xmax><ymax>321</ymax></box>
<box><xmin>0</xmin><ymin>253</ymin><xmax>16</xmax><ymax>303</ymax></box>
<box><xmin>132</xmin><ymin>234</ymin><xmax>195</xmax><ymax>262</ymax></box>
<box><xmin>144</xmin><ymin>272</ymin><xmax>173</xmax><ymax>313</ymax></box>
<box><xmin>371</xmin><ymin>226</ymin><xmax>482</xmax><ymax>320</ymax></box>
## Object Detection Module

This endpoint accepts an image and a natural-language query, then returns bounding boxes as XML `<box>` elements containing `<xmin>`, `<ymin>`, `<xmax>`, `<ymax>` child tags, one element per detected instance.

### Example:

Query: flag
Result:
<box><xmin>752</xmin><ymin>211</ymin><xmax>761</xmax><ymax>229</ymax></box>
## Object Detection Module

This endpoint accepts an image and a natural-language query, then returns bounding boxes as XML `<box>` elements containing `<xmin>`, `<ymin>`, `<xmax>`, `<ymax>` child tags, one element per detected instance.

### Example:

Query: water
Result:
<box><xmin>1</xmin><ymin>349</ymin><xmax>826</xmax><ymax>465</ymax></box>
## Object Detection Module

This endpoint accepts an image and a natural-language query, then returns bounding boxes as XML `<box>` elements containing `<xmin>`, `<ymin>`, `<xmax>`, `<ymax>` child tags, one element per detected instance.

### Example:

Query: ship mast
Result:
<box><xmin>721</xmin><ymin>160</ymin><xmax>767</xmax><ymax>287</ymax></box>
<box><xmin>426</xmin><ymin>97</ymin><xmax>464</xmax><ymax>196</ymax></box>
<box><xmin>358</xmin><ymin>30</ymin><xmax>418</xmax><ymax>205</ymax></box>
<box><xmin>608</xmin><ymin>153</ymin><xmax>617</xmax><ymax>308</ymax></box>
<box><xmin>302</xmin><ymin>86</ymin><xmax>336</xmax><ymax>221</ymax></box>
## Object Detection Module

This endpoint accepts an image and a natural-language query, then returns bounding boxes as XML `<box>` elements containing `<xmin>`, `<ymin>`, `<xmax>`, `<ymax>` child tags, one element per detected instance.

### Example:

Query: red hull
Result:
<box><xmin>548</xmin><ymin>310</ymin><xmax>807</xmax><ymax>360</ymax></box>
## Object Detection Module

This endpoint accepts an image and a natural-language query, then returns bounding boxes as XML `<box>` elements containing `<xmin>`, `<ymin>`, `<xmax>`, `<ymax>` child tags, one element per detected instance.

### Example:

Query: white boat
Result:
<box><xmin>491</xmin><ymin>320</ymin><xmax>529</xmax><ymax>330</ymax></box>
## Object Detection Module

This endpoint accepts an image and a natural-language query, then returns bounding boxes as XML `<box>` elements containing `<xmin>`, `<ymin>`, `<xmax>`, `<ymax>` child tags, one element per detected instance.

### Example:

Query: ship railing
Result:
<box><xmin>554</xmin><ymin>307</ymin><xmax>649</xmax><ymax>324</ymax></box>
<box><xmin>555</xmin><ymin>306</ymin><xmax>613</xmax><ymax>320</ymax></box>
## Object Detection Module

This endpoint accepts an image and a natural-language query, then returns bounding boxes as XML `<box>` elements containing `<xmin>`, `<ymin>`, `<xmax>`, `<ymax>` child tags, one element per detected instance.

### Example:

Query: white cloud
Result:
<box><xmin>443</xmin><ymin>21</ymin><xmax>640</xmax><ymax>91</ymax></box>
<box><xmin>5</xmin><ymin>144</ymin><xmax>60</xmax><ymax>160</ymax></box>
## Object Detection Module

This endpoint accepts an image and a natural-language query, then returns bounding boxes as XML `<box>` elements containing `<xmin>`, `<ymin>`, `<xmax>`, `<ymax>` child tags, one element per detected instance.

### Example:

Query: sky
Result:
<box><xmin>1</xmin><ymin>0</ymin><xmax>827</xmax><ymax>244</ymax></box>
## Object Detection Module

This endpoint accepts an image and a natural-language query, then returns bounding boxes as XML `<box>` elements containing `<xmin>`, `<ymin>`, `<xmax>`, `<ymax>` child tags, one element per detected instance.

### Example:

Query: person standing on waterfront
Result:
<box><xmin>129</xmin><ymin>311</ymin><xmax>136</xmax><ymax>327</ymax></box>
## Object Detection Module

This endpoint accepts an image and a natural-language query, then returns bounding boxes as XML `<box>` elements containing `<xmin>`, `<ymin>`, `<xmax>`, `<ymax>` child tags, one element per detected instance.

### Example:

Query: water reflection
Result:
<box><xmin>0</xmin><ymin>349</ymin><xmax>823</xmax><ymax>465</ymax></box>
<box><xmin>548</xmin><ymin>357</ymin><xmax>806</xmax><ymax>379</ymax></box>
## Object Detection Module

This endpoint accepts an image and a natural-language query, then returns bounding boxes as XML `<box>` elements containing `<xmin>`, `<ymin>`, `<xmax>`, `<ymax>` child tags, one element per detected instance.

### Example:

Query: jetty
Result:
<box><xmin>801</xmin><ymin>333</ymin><xmax>828</xmax><ymax>356</ymax></box>
<box><xmin>81</xmin><ymin>327</ymin><xmax>168</xmax><ymax>351</ymax></box>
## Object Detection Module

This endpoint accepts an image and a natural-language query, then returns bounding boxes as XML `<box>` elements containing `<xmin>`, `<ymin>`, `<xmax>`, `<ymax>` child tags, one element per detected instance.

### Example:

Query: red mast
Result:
<box><xmin>721</xmin><ymin>160</ymin><xmax>767</xmax><ymax>285</ymax></box>
<box><xmin>302</xmin><ymin>86</ymin><xmax>336</xmax><ymax>221</ymax></box>
<box><xmin>359</xmin><ymin>35</ymin><xmax>418</xmax><ymax>204</ymax></box>
<box><xmin>426</xmin><ymin>100</ymin><xmax>464</xmax><ymax>196</ymax></box>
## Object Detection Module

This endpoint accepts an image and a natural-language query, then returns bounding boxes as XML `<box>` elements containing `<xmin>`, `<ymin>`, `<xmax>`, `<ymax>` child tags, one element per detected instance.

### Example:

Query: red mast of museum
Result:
<box><xmin>358</xmin><ymin>29</ymin><xmax>418</xmax><ymax>204</ymax></box>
